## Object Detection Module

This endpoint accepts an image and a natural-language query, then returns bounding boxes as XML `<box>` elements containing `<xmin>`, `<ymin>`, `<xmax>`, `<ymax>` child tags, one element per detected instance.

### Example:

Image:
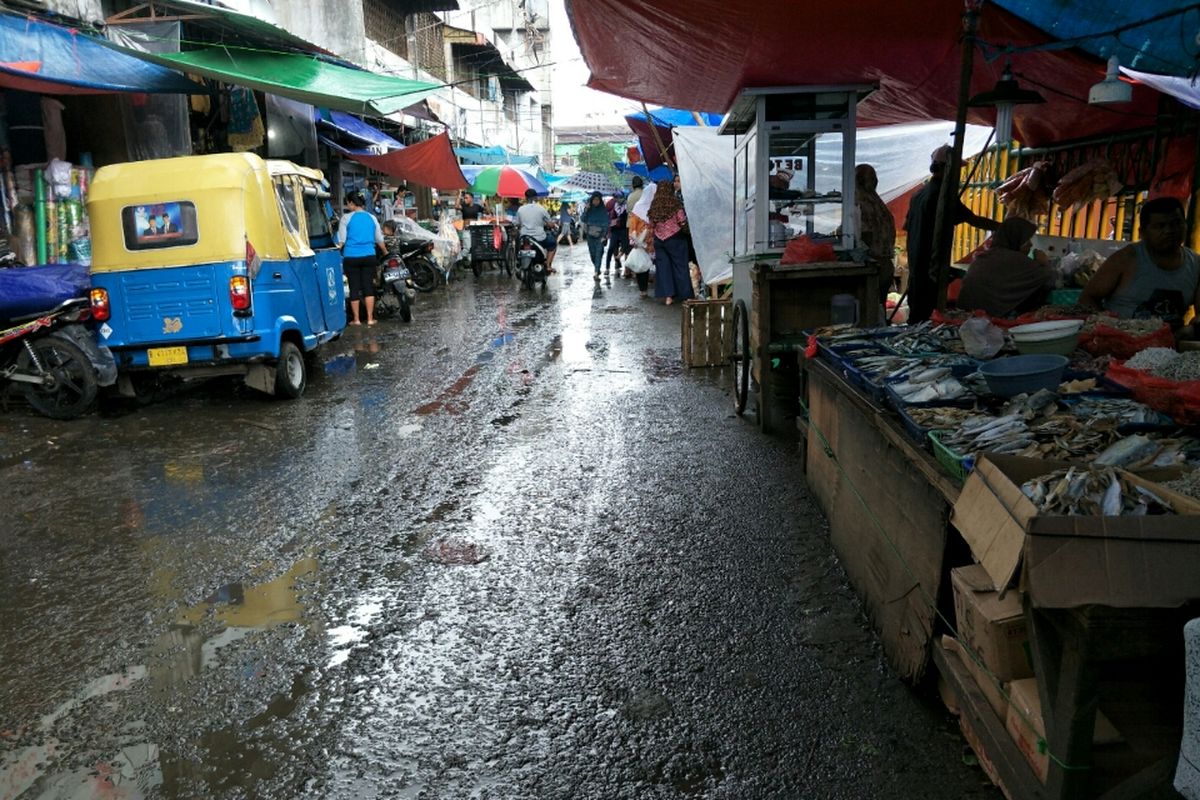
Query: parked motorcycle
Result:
<box><xmin>374</xmin><ymin>253</ymin><xmax>415</xmax><ymax>322</ymax></box>
<box><xmin>1</xmin><ymin>297</ymin><xmax>117</xmax><ymax>419</ymax></box>
<box><xmin>515</xmin><ymin>234</ymin><xmax>549</xmax><ymax>290</ymax></box>
<box><xmin>393</xmin><ymin>237</ymin><xmax>440</xmax><ymax>293</ymax></box>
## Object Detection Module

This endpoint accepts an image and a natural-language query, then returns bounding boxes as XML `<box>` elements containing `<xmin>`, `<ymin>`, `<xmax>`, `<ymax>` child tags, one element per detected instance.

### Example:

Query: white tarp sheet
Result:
<box><xmin>672</xmin><ymin>121</ymin><xmax>993</xmax><ymax>285</ymax></box>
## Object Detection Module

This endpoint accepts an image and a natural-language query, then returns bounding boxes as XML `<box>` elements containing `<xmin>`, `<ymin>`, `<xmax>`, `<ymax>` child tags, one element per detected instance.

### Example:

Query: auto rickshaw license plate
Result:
<box><xmin>148</xmin><ymin>346</ymin><xmax>188</xmax><ymax>367</ymax></box>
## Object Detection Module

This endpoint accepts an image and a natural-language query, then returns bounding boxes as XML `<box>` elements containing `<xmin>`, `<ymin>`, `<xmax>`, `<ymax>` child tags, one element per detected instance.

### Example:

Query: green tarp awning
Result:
<box><xmin>135</xmin><ymin>48</ymin><xmax>441</xmax><ymax>117</ymax></box>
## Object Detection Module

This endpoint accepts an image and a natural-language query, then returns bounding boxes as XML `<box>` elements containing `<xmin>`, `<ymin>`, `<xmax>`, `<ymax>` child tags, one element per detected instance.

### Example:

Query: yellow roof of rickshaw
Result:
<box><xmin>88</xmin><ymin>153</ymin><xmax>272</xmax><ymax>204</ymax></box>
<box><xmin>266</xmin><ymin>160</ymin><xmax>325</xmax><ymax>183</ymax></box>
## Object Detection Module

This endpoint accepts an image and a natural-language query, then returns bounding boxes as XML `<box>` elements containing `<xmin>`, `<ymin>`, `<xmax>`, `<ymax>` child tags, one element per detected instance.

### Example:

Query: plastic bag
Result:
<box><xmin>626</xmin><ymin>247</ymin><xmax>652</xmax><ymax>274</ymax></box>
<box><xmin>779</xmin><ymin>235</ymin><xmax>836</xmax><ymax>265</ymax></box>
<box><xmin>1081</xmin><ymin>322</ymin><xmax>1175</xmax><ymax>360</ymax></box>
<box><xmin>960</xmin><ymin>316</ymin><xmax>1005</xmax><ymax>359</ymax></box>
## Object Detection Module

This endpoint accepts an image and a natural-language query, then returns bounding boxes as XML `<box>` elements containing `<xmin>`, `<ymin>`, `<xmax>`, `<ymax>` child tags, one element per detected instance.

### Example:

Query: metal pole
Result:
<box><xmin>933</xmin><ymin>4</ymin><xmax>980</xmax><ymax>312</ymax></box>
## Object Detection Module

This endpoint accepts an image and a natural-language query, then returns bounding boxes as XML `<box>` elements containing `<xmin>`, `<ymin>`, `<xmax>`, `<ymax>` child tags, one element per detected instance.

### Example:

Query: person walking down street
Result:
<box><xmin>854</xmin><ymin>164</ymin><xmax>897</xmax><ymax>304</ymax></box>
<box><xmin>557</xmin><ymin>201</ymin><xmax>576</xmax><ymax>247</ymax></box>
<box><xmin>605</xmin><ymin>190</ymin><xmax>629</xmax><ymax>276</ymax></box>
<box><xmin>904</xmin><ymin>144</ymin><xmax>998</xmax><ymax>323</ymax></box>
<box><xmin>648</xmin><ymin>179</ymin><xmax>693</xmax><ymax>305</ymax></box>
<box><xmin>338</xmin><ymin>191</ymin><xmax>385</xmax><ymax>326</ymax></box>
<box><xmin>581</xmin><ymin>191</ymin><xmax>610</xmax><ymax>281</ymax></box>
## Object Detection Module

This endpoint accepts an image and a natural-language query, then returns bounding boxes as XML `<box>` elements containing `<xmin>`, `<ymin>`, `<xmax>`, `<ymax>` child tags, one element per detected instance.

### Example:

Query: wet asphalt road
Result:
<box><xmin>0</xmin><ymin>244</ymin><xmax>1002</xmax><ymax>799</ymax></box>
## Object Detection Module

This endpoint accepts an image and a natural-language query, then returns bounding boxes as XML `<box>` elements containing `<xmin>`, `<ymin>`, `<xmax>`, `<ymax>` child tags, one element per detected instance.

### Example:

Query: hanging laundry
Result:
<box><xmin>227</xmin><ymin>87</ymin><xmax>264</xmax><ymax>152</ymax></box>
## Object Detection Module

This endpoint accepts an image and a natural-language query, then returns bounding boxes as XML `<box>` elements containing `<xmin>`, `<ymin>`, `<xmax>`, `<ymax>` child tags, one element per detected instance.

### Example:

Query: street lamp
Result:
<box><xmin>967</xmin><ymin>64</ymin><xmax>1045</xmax><ymax>146</ymax></box>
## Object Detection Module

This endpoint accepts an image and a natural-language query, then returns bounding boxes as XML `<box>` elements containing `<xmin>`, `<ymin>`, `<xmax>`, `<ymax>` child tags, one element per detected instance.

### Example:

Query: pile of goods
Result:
<box><xmin>1051</xmin><ymin>160</ymin><xmax>1124</xmax><ymax>209</ymax></box>
<box><xmin>1021</xmin><ymin>466</ymin><xmax>1175</xmax><ymax>516</ymax></box>
<box><xmin>888</xmin><ymin>365</ymin><xmax>970</xmax><ymax>403</ymax></box>
<box><xmin>1163</xmin><ymin>470</ymin><xmax>1200</xmax><ymax>502</ymax></box>
<box><xmin>997</xmin><ymin>161</ymin><xmax>1056</xmax><ymax>218</ymax></box>
<box><xmin>1150</xmin><ymin>351</ymin><xmax>1200</xmax><ymax>382</ymax></box>
<box><xmin>1124</xmin><ymin>347</ymin><xmax>1180</xmax><ymax>372</ymax></box>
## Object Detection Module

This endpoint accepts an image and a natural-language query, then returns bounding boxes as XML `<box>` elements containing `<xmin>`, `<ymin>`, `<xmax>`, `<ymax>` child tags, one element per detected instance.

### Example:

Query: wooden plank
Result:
<box><xmin>807</xmin><ymin>359</ymin><xmax>960</xmax><ymax>503</ymax></box>
<box><xmin>1026</xmin><ymin>604</ymin><xmax>1100</xmax><ymax>800</ymax></box>
<box><xmin>933</xmin><ymin>644</ymin><xmax>1050</xmax><ymax>800</ymax></box>
<box><xmin>806</xmin><ymin>361</ymin><xmax>948</xmax><ymax>680</ymax></box>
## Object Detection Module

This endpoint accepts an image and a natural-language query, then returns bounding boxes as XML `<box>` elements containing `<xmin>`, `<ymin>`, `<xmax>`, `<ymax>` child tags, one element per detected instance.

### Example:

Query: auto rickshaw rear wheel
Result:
<box><xmin>274</xmin><ymin>341</ymin><xmax>306</xmax><ymax>399</ymax></box>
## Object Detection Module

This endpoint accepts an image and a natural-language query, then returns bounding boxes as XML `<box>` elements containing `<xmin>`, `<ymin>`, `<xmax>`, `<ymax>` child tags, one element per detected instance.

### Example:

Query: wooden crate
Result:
<box><xmin>681</xmin><ymin>298</ymin><xmax>732</xmax><ymax>368</ymax></box>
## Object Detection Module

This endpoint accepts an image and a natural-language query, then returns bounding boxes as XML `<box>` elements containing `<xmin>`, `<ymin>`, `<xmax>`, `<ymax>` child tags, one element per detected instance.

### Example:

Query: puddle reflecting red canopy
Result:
<box><xmin>566</xmin><ymin>0</ymin><xmax>1165</xmax><ymax>148</ymax></box>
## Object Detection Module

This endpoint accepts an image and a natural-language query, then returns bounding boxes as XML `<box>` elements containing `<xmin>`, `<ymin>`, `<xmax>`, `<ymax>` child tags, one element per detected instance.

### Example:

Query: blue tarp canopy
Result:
<box><xmin>0</xmin><ymin>11</ymin><xmax>201</xmax><ymax>95</ymax></box>
<box><xmin>992</xmin><ymin>1</ymin><xmax>1199</xmax><ymax>77</ymax></box>
<box><xmin>625</xmin><ymin>107</ymin><xmax>723</xmax><ymax>128</ymax></box>
<box><xmin>615</xmin><ymin>162</ymin><xmax>674</xmax><ymax>182</ymax></box>
<box><xmin>455</xmin><ymin>145</ymin><xmax>538</xmax><ymax>165</ymax></box>
<box><xmin>316</xmin><ymin>109</ymin><xmax>404</xmax><ymax>151</ymax></box>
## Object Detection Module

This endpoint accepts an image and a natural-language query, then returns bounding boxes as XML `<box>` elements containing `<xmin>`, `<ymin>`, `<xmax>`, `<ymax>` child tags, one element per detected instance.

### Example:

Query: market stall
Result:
<box><xmin>802</xmin><ymin>315</ymin><xmax>1200</xmax><ymax>799</ymax></box>
<box><xmin>719</xmin><ymin>86</ymin><xmax>880</xmax><ymax>434</ymax></box>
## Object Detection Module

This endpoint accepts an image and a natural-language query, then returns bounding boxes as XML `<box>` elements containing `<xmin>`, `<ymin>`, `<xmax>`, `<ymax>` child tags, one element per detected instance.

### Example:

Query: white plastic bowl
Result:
<box><xmin>1009</xmin><ymin>319</ymin><xmax>1084</xmax><ymax>343</ymax></box>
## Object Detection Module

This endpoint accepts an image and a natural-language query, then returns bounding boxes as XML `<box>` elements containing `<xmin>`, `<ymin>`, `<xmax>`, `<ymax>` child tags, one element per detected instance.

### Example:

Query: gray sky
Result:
<box><xmin>549</xmin><ymin>0</ymin><xmax>640</xmax><ymax>126</ymax></box>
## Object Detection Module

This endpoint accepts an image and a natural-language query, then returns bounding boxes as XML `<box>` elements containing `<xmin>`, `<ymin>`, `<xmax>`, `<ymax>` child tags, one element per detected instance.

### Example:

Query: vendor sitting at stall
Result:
<box><xmin>1081</xmin><ymin>196</ymin><xmax>1200</xmax><ymax>335</ymax></box>
<box><xmin>956</xmin><ymin>217</ymin><xmax>1054</xmax><ymax>317</ymax></box>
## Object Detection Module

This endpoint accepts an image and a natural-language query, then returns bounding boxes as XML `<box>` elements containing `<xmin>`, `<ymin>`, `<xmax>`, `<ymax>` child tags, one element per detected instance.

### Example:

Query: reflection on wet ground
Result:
<box><xmin>0</xmin><ymin>246</ymin><xmax>999</xmax><ymax>799</ymax></box>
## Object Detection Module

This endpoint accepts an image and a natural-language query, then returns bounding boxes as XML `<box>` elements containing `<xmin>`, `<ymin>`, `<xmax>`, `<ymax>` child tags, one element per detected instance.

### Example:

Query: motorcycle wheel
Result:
<box><xmin>399</xmin><ymin>292</ymin><xmax>412</xmax><ymax>323</ymax></box>
<box><xmin>18</xmin><ymin>334</ymin><xmax>98</xmax><ymax>419</ymax></box>
<box><xmin>374</xmin><ymin>291</ymin><xmax>397</xmax><ymax>319</ymax></box>
<box><xmin>520</xmin><ymin>258</ymin><xmax>534</xmax><ymax>290</ymax></box>
<box><xmin>410</xmin><ymin>256</ymin><xmax>439</xmax><ymax>292</ymax></box>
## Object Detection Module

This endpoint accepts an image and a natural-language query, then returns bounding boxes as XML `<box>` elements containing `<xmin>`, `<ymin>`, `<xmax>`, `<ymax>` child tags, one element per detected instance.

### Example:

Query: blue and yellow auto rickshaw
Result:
<box><xmin>86</xmin><ymin>153</ymin><xmax>345</xmax><ymax>398</ymax></box>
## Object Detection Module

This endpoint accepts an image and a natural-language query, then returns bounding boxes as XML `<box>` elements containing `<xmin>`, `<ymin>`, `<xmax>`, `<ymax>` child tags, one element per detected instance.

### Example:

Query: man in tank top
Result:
<box><xmin>1082</xmin><ymin>196</ymin><xmax>1200</xmax><ymax>336</ymax></box>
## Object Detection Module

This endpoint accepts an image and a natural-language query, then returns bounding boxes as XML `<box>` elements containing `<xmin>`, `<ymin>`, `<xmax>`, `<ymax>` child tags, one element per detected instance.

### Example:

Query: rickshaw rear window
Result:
<box><xmin>121</xmin><ymin>202</ymin><xmax>198</xmax><ymax>250</ymax></box>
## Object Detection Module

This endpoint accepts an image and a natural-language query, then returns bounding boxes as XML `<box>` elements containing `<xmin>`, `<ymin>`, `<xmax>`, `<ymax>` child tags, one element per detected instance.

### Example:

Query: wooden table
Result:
<box><xmin>802</xmin><ymin>359</ymin><xmax>1191</xmax><ymax>799</ymax></box>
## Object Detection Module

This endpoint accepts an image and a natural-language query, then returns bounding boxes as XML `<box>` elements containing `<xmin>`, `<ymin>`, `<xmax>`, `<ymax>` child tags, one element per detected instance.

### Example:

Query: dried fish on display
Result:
<box><xmin>1064</xmin><ymin>397</ymin><xmax>1174</xmax><ymax>427</ymax></box>
<box><xmin>882</xmin><ymin>321</ymin><xmax>957</xmax><ymax>355</ymax></box>
<box><xmin>1152</xmin><ymin>351</ymin><xmax>1200</xmax><ymax>382</ymax></box>
<box><xmin>1093</xmin><ymin>433</ymin><xmax>1187</xmax><ymax>469</ymax></box>
<box><xmin>1021</xmin><ymin>466</ymin><xmax>1175</xmax><ymax>516</ymax></box>
<box><xmin>889</xmin><ymin>366</ymin><xmax>971</xmax><ymax>403</ymax></box>
<box><xmin>1058</xmin><ymin>378</ymin><xmax>1097</xmax><ymax>394</ymax></box>
<box><xmin>905</xmin><ymin>406</ymin><xmax>976</xmax><ymax>430</ymax></box>
<box><xmin>1081</xmin><ymin>315</ymin><xmax>1166</xmax><ymax>336</ymax></box>
<box><xmin>1001</xmin><ymin>390</ymin><xmax>1059</xmax><ymax>420</ymax></box>
<box><xmin>1162</xmin><ymin>470</ymin><xmax>1200</xmax><ymax>502</ymax></box>
<box><xmin>1124</xmin><ymin>347</ymin><xmax>1178</xmax><ymax>372</ymax></box>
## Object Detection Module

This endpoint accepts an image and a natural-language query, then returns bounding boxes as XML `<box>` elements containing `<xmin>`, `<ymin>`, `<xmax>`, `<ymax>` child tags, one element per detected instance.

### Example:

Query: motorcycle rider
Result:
<box><xmin>515</xmin><ymin>188</ymin><xmax>558</xmax><ymax>274</ymax></box>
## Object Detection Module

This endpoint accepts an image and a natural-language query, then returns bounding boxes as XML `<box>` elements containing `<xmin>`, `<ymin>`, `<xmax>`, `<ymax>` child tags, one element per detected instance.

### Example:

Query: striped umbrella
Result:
<box><xmin>462</xmin><ymin>165</ymin><xmax>549</xmax><ymax>198</ymax></box>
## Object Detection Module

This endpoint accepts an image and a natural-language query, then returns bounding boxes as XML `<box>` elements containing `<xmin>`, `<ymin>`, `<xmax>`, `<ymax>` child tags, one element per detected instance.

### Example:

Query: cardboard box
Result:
<box><xmin>943</xmin><ymin>635</ymin><xmax>1011</xmax><ymax>720</ymax></box>
<box><xmin>951</xmin><ymin>455</ymin><xmax>1200</xmax><ymax>608</ymax></box>
<box><xmin>951</xmin><ymin>566</ymin><xmax>1033</xmax><ymax>683</ymax></box>
<box><xmin>1005</xmin><ymin>677</ymin><xmax>1122</xmax><ymax>784</ymax></box>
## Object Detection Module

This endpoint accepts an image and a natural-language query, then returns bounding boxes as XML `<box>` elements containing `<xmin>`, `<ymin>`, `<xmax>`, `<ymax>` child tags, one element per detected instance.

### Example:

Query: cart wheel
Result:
<box><xmin>731</xmin><ymin>299</ymin><xmax>749</xmax><ymax>415</ymax></box>
<box><xmin>472</xmin><ymin>259</ymin><xmax>482</xmax><ymax>278</ymax></box>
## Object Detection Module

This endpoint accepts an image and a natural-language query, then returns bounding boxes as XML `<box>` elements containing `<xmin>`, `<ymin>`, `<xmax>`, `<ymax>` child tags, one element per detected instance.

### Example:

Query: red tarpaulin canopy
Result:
<box><xmin>348</xmin><ymin>131</ymin><xmax>468</xmax><ymax>190</ymax></box>
<box><xmin>566</xmin><ymin>0</ymin><xmax>1165</xmax><ymax>148</ymax></box>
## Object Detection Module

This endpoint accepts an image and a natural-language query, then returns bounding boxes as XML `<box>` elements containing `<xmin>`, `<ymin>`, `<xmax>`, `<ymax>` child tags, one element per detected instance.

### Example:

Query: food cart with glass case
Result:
<box><xmin>721</xmin><ymin>86</ymin><xmax>881</xmax><ymax>434</ymax></box>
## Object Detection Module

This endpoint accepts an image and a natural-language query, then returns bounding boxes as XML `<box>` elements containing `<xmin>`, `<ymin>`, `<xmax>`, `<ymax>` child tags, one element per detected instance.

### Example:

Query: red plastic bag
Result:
<box><xmin>1106</xmin><ymin>360</ymin><xmax>1193</xmax><ymax>418</ymax></box>
<box><xmin>1170</xmin><ymin>381</ymin><xmax>1200</xmax><ymax>425</ymax></box>
<box><xmin>1081</xmin><ymin>322</ymin><xmax>1175</xmax><ymax>360</ymax></box>
<box><xmin>780</xmin><ymin>235</ymin><xmax>836</xmax><ymax>265</ymax></box>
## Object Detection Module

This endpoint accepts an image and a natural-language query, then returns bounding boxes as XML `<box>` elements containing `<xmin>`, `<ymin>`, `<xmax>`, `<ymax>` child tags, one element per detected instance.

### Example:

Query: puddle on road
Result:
<box><xmin>0</xmin><ymin>557</ymin><xmax>322</xmax><ymax>800</ymax></box>
<box><xmin>643</xmin><ymin>347</ymin><xmax>684</xmax><ymax>383</ymax></box>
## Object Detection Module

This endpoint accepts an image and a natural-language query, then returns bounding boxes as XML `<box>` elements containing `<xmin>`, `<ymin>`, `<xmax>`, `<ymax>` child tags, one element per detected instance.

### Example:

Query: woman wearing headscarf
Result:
<box><xmin>648</xmin><ymin>179</ymin><xmax>692</xmax><ymax>305</ymax></box>
<box><xmin>854</xmin><ymin>164</ymin><xmax>896</xmax><ymax>303</ymax></box>
<box><xmin>957</xmin><ymin>216</ymin><xmax>1054</xmax><ymax>316</ymax></box>
<box><xmin>580</xmin><ymin>191</ymin><xmax>610</xmax><ymax>280</ymax></box>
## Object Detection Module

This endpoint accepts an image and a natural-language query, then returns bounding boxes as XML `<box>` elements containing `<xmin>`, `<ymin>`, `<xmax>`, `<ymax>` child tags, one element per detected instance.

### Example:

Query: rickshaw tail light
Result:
<box><xmin>229</xmin><ymin>276</ymin><xmax>252</xmax><ymax>312</ymax></box>
<box><xmin>89</xmin><ymin>288</ymin><xmax>111</xmax><ymax>322</ymax></box>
